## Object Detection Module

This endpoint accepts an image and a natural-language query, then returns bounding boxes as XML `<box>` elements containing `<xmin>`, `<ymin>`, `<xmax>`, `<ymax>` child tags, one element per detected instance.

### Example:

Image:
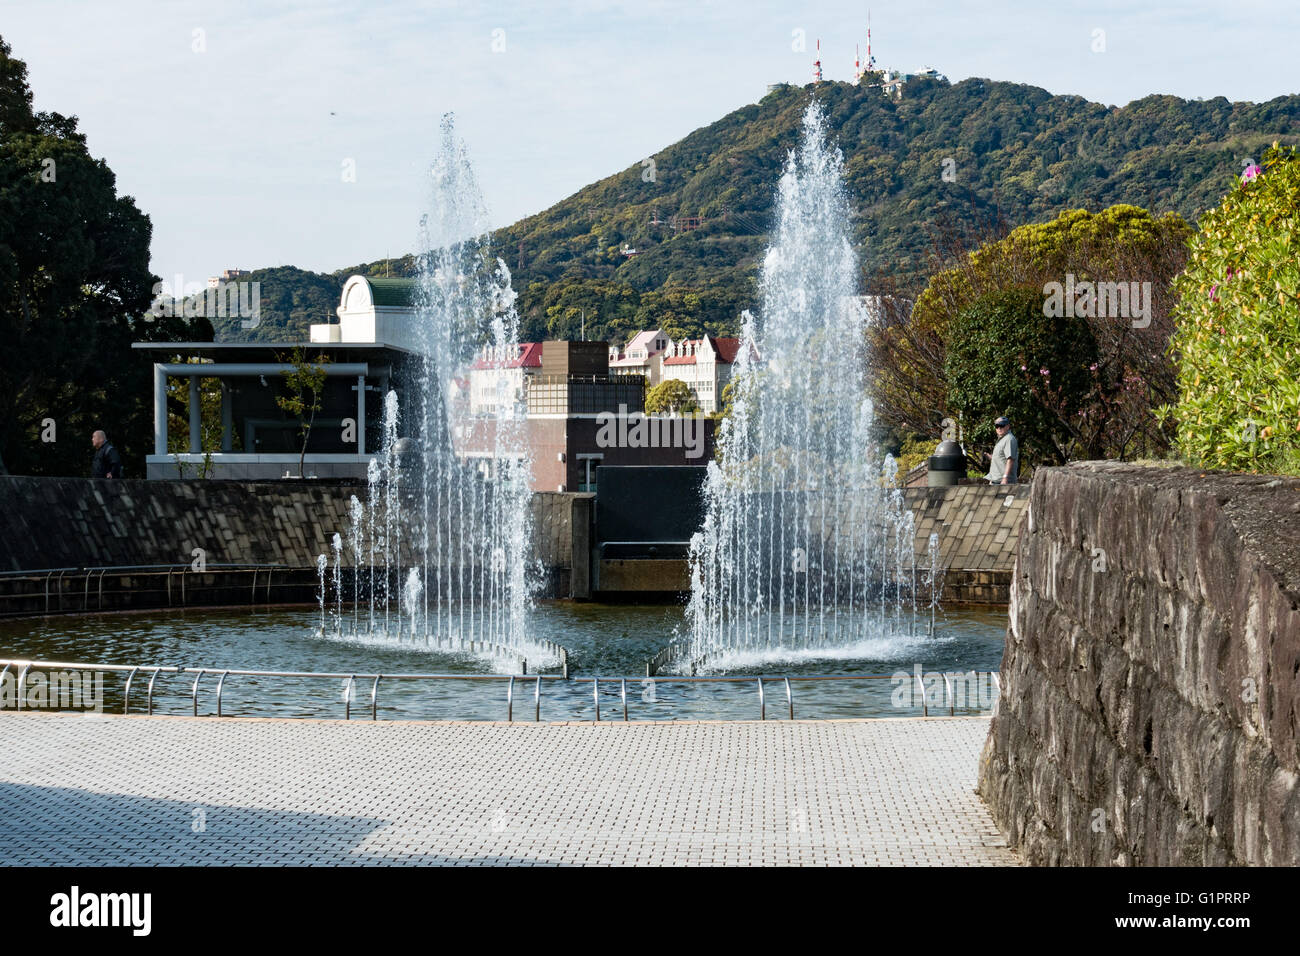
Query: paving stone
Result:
<box><xmin>0</xmin><ymin>712</ymin><xmax>1017</xmax><ymax>866</ymax></box>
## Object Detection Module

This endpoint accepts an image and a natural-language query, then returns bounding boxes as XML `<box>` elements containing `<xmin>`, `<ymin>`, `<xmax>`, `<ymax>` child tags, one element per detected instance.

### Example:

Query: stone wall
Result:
<box><xmin>0</xmin><ymin>478</ymin><xmax>585</xmax><ymax>600</ymax></box>
<box><xmin>0</xmin><ymin>477</ymin><xmax>360</xmax><ymax>571</ymax></box>
<box><xmin>902</xmin><ymin>484</ymin><xmax>1030</xmax><ymax>605</ymax></box>
<box><xmin>978</xmin><ymin>462</ymin><xmax>1300</xmax><ymax>866</ymax></box>
<box><xmin>0</xmin><ymin>477</ymin><xmax>1030</xmax><ymax>607</ymax></box>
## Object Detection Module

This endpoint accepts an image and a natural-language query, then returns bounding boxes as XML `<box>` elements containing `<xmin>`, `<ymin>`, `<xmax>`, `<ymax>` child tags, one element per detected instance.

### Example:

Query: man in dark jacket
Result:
<box><xmin>91</xmin><ymin>430</ymin><xmax>123</xmax><ymax>479</ymax></box>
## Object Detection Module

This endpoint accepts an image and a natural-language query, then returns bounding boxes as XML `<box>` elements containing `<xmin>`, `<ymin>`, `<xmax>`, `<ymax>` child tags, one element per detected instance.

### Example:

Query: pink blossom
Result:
<box><xmin>1039</xmin><ymin>368</ymin><xmax>1049</xmax><ymax>376</ymax></box>
<box><xmin>1241</xmin><ymin>165</ymin><xmax>1262</xmax><ymax>183</ymax></box>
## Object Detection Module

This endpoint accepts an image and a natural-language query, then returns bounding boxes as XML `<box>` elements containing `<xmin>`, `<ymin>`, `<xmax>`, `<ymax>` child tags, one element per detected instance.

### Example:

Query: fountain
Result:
<box><xmin>683</xmin><ymin>103</ymin><xmax>930</xmax><ymax>672</ymax></box>
<box><xmin>315</xmin><ymin>116</ymin><xmax>557</xmax><ymax>672</ymax></box>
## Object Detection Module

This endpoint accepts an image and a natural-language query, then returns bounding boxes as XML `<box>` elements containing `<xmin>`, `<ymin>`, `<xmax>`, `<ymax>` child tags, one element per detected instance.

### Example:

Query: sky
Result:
<box><xmin>5</xmin><ymin>0</ymin><xmax>1297</xmax><ymax>289</ymax></box>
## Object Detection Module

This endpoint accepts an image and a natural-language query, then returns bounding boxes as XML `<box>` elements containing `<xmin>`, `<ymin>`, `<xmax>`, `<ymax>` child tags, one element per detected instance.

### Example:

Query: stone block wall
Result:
<box><xmin>0</xmin><ymin>478</ymin><xmax>585</xmax><ymax>599</ymax></box>
<box><xmin>902</xmin><ymin>484</ymin><xmax>1030</xmax><ymax>605</ymax></box>
<box><xmin>979</xmin><ymin>462</ymin><xmax>1300</xmax><ymax>865</ymax></box>
<box><xmin>0</xmin><ymin>477</ymin><xmax>360</xmax><ymax>570</ymax></box>
<box><xmin>0</xmin><ymin>477</ymin><xmax>1031</xmax><ymax>606</ymax></box>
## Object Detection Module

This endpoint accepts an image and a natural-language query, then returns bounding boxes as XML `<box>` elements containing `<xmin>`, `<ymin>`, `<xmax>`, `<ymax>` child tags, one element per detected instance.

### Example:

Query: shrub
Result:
<box><xmin>945</xmin><ymin>286</ymin><xmax>1098</xmax><ymax>467</ymax></box>
<box><xmin>1166</xmin><ymin>144</ymin><xmax>1300</xmax><ymax>474</ymax></box>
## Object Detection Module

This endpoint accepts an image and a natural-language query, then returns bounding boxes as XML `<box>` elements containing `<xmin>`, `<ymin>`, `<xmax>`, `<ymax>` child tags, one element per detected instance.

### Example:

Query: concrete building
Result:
<box><xmin>468</xmin><ymin>341</ymin><xmax>544</xmax><ymax>415</ymax></box>
<box><xmin>135</xmin><ymin>275</ymin><xmax>418</xmax><ymax>479</ymax></box>
<box><xmin>460</xmin><ymin>341</ymin><xmax>715</xmax><ymax>493</ymax></box>
<box><xmin>137</xmin><ymin>278</ymin><xmax>714</xmax><ymax>487</ymax></box>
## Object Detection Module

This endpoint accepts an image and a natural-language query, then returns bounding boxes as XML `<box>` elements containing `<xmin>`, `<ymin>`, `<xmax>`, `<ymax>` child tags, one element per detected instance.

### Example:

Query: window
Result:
<box><xmin>577</xmin><ymin>454</ymin><xmax>603</xmax><ymax>493</ymax></box>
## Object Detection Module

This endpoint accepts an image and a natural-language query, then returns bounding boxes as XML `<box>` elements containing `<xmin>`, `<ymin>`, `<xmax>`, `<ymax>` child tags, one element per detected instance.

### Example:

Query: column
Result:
<box><xmin>189</xmin><ymin>375</ymin><xmax>201</xmax><ymax>454</ymax></box>
<box><xmin>220</xmin><ymin>381</ymin><xmax>233</xmax><ymax>452</ymax></box>
<box><xmin>154</xmin><ymin>364</ymin><xmax>167</xmax><ymax>456</ymax></box>
<box><xmin>356</xmin><ymin>374</ymin><xmax>366</xmax><ymax>456</ymax></box>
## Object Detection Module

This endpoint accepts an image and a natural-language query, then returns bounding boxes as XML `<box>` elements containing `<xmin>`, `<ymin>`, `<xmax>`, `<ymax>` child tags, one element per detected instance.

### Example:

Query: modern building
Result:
<box><xmin>136</xmin><ymin>280</ymin><xmax>715</xmax><ymax>486</ymax></box>
<box><xmin>461</xmin><ymin>340</ymin><xmax>715</xmax><ymax>493</ymax></box>
<box><xmin>468</xmin><ymin>341</ymin><xmax>544</xmax><ymax>415</ymax></box>
<box><xmin>135</xmin><ymin>275</ymin><xmax>419</xmax><ymax>479</ymax></box>
<box><xmin>310</xmin><ymin>275</ymin><xmax>424</xmax><ymax>353</ymax></box>
<box><xmin>659</xmin><ymin>336</ymin><xmax>742</xmax><ymax>413</ymax></box>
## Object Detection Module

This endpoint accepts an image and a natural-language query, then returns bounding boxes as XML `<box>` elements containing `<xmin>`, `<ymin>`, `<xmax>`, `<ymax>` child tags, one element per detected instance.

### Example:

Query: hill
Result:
<box><xmin>221</xmin><ymin>78</ymin><xmax>1300</xmax><ymax>345</ymax></box>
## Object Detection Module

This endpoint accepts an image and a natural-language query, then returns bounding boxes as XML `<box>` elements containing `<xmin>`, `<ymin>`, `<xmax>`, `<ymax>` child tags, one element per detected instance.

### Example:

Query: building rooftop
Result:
<box><xmin>663</xmin><ymin>336</ymin><xmax>742</xmax><ymax>366</ymax></box>
<box><xmin>361</xmin><ymin>276</ymin><xmax>418</xmax><ymax>309</ymax></box>
<box><xmin>471</xmin><ymin>342</ymin><xmax>544</xmax><ymax>370</ymax></box>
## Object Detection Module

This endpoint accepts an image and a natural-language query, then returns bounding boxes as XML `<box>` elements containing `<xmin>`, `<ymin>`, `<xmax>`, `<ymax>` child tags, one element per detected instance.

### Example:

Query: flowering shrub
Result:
<box><xmin>1164</xmin><ymin>144</ymin><xmax>1300</xmax><ymax>474</ymax></box>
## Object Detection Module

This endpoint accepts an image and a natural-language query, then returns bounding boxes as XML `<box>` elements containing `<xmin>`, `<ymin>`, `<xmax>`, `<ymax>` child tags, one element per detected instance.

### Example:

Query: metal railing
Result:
<box><xmin>0</xmin><ymin>658</ymin><xmax>566</xmax><ymax>722</ymax></box>
<box><xmin>0</xmin><ymin>658</ymin><xmax>1001</xmax><ymax>723</ymax></box>
<box><xmin>580</xmin><ymin>673</ymin><xmax>997</xmax><ymax>720</ymax></box>
<box><xmin>0</xmin><ymin>563</ymin><xmax>287</xmax><ymax>614</ymax></box>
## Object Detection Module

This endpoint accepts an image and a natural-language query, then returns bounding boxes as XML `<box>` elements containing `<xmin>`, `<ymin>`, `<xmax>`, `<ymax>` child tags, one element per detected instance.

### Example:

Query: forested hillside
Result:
<box><xmin>228</xmin><ymin>78</ymin><xmax>1300</xmax><ymax>346</ymax></box>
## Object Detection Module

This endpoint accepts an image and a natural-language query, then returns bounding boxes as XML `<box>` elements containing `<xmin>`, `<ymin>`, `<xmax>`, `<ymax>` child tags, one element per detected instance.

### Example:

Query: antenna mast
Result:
<box><xmin>867</xmin><ymin>10</ymin><xmax>875</xmax><ymax>75</ymax></box>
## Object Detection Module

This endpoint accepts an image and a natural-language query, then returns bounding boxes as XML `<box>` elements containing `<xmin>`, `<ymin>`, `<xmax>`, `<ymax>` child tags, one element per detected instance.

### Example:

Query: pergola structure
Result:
<box><xmin>132</xmin><ymin>274</ymin><xmax>419</xmax><ymax>479</ymax></box>
<box><xmin>131</xmin><ymin>341</ymin><xmax>410</xmax><ymax>479</ymax></box>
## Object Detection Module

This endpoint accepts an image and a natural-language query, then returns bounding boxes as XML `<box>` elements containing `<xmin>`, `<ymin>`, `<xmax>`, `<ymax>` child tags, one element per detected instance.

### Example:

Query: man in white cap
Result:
<box><xmin>986</xmin><ymin>416</ymin><xmax>1018</xmax><ymax>485</ymax></box>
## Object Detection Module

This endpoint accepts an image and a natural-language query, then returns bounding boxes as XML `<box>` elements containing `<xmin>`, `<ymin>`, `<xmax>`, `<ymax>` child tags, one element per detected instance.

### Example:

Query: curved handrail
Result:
<box><xmin>0</xmin><ymin>657</ymin><xmax>1000</xmax><ymax>721</ymax></box>
<box><xmin>146</xmin><ymin>667</ymin><xmax>162</xmax><ymax>715</ymax></box>
<box><xmin>344</xmin><ymin>675</ymin><xmax>355</xmax><ymax>720</ymax></box>
<box><xmin>16</xmin><ymin>665</ymin><xmax>31</xmax><ymax>712</ymax></box>
<box><xmin>17</xmin><ymin>663</ymin><xmax>31</xmax><ymax>711</ymax></box>
<box><xmin>216</xmin><ymin>671</ymin><xmax>230</xmax><ymax>717</ymax></box>
<box><xmin>123</xmin><ymin>666</ymin><xmax>139</xmax><ymax>715</ymax></box>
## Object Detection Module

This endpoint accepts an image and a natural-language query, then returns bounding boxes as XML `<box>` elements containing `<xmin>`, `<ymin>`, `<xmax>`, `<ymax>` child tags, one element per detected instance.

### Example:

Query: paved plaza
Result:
<box><xmin>0</xmin><ymin>712</ymin><xmax>1018</xmax><ymax>866</ymax></box>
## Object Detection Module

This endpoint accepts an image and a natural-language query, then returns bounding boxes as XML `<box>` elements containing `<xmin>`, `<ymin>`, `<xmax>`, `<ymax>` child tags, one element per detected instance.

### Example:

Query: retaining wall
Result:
<box><xmin>0</xmin><ymin>477</ymin><xmax>1029</xmax><ymax>611</ymax></box>
<box><xmin>978</xmin><ymin>462</ymin><xmax>1300</xmax><ymax>866</ymax></box>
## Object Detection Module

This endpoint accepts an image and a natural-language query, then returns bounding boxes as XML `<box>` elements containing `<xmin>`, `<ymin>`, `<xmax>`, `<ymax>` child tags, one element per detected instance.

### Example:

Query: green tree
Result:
<box><xmin>945</xmin><ymin>286</ymin><xmax>1098</xmax><ymax>469</ymax></box>
<box><xmin>1166</xmin><ymin>144</ymin><xmax>1300</xmax><ymax>474</ymax></box>
<box><xmin>275</xmin><ymin>348</ymin><xmax>330</xmax><ymax>477</ymax></box>
<box><xmin>0</xmin><ymin>34</ymin><xmax>204</xmax><ymax>476</ymax></box>
<box><xmin>872</xmin><ymin>204</ymin><xmax>1190</xmax><ymax>459</ymax></box>
<box><xmin>645</xmin><ymin>378</ymin><xmax>700</xmax><ymax>415</ymax></box>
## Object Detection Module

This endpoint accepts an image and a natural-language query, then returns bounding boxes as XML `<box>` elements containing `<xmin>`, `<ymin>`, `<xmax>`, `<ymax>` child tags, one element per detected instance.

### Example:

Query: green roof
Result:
<box><xmin>363</xmin><ymin>276</ymin><xmax>417</xmax><ymax>308</ymax></box>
